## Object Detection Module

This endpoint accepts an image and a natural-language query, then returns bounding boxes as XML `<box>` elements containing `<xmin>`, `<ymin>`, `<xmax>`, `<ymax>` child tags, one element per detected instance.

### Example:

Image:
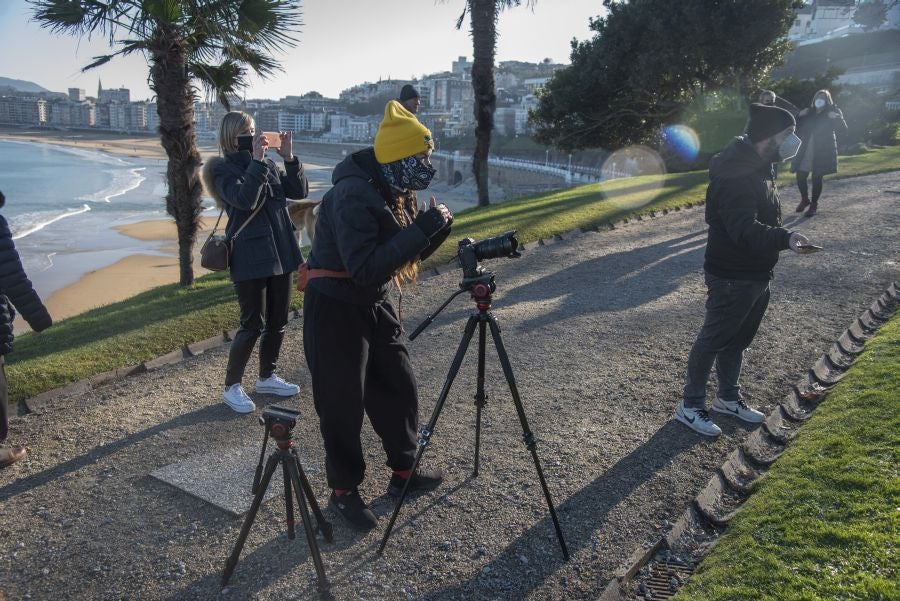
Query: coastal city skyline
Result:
<box><xmin>0</xmin><ymin>0</ymin><xmax>603</xmax><ymax>100</ymax></box>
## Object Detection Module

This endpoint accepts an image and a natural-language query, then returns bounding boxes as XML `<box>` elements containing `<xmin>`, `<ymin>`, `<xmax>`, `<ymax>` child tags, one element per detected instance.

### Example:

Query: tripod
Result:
<box><xmin>222</xmin><ymin>406</ymin><xmax>334</xmax><ymax>590</ymax></box>
<box><xmin>378</xmin><ymin>273</ymin><xmax>570</xmax><ymax>560</ymax></box>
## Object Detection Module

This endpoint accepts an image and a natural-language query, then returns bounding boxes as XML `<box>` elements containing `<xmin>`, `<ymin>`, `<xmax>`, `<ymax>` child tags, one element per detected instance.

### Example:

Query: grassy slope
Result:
<box><xmin>7</xmin><ymin>146</ymin><xmax>900</xmax><ymax>403</ymax></box>
<box><xmin>674</xmin><ymin>314</ymin><xmax>899</xmax><ymax>601</ymax></box>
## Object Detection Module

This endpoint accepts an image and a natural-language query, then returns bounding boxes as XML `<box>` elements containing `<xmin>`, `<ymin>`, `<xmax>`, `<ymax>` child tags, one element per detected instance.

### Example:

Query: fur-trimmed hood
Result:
<box><xmin>201</xmin><ymin>155</ymin><xmax>227</xmax><ymax>209</ymax></box>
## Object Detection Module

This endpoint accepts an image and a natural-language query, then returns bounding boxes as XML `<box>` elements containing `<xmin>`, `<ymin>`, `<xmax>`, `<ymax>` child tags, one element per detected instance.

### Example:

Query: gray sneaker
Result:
<box><xmin>674</xmin><ymin>401</ymin><xmax>722</xmax><ymax>437</ymax></box>
<box><xmin>712</xmin><ymin>397</ymin><xmax>765</xmax><ymax>423</ymax></box>
<box><xmin>223</xmin><ymin>384</ymin><xmax>256</xmax><ymax>414</ymax></box>
<box><xmin>255</xmin><ymin>374</ymin><xmax>300</xmax><ymax>396</ymax></box>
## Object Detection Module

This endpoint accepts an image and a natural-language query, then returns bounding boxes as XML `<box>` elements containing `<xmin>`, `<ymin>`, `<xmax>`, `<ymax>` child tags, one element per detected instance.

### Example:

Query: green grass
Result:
<box><xmin>7</xmin><ymin>145</ymin><xmax>900</xmax><ymax>403</ymax></box>
<box><xmin>674</xmin><ymin>314</ymin><xmax>900</xmax><ymax>601</ymax></box>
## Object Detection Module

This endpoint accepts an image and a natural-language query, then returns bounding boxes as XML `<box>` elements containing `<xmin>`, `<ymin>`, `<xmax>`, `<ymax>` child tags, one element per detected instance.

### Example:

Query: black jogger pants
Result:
<box><xmin>303</xmin><ymin>286</ymin><xmax>418</xmax><ymax>490</ymax></box>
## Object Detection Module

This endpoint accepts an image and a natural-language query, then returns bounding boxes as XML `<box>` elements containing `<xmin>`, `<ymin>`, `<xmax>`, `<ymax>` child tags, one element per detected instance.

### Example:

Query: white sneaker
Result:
<box><xmin>223</xmin><ymin>384</ymin><xmax>256</xmax><ymax>413</ymax></box>
<box><xmin>712</xmin><ymin>397</ymin><xmax>765</xmax><ymax>423</ymax></box>
<box><xmin>255</xmin><ymin>374</ymin><xmax>300</xmax><ymax>397</ymax></box>
<box><xmin>674</xmin><ymin>401</ymin><xmax>722</xmax><ymax>437</ymax></box>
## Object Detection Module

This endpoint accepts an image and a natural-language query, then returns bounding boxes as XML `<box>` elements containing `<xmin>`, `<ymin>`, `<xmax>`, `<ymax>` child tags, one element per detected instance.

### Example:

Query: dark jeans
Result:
<box><xmin>682</xmin><ymin>273</ymin><xmax>771</xmax><ymax>409</ymax></box>
<box><xmin>303</xmin><ymin>286</ymin><xmax>418</xmax><ymax>490</ymax></box>
<box><xmin>224</xmin><ymin>272</ymin><xmax>292</xmax><ymax>386</ymax></box>
<box><xmin>796</xmin><ymin>170</ymin><xmax>824</xmax><ymax>205</ymax></box>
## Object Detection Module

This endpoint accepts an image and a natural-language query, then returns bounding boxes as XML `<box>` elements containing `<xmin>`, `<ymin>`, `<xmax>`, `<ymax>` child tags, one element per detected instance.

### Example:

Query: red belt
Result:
<box><xmin>307</xmin><ymin>268</ymin><xmax>348</xmax><ymax>280</ymax></box>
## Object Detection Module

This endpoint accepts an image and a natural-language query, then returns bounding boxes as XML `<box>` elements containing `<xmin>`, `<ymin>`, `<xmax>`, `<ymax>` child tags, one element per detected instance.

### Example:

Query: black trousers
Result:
<box><xmin>225</xmin><ymin>272</ymin><xmax>293</xmax><ymax>387</ymax></box>
<box><xmin>796</xmin><ymin>170</ymin><xmax>824</xmax><ymax>204</ymax></box>
<box><xmin>303</xmin><ymin>286</ymin><xmax>418</xmax><ymax>490</ymax></box>
<box><xmin>0</xmin><ymin>357</ymin><xmax>8</xmax><ymax>441</ymax></box>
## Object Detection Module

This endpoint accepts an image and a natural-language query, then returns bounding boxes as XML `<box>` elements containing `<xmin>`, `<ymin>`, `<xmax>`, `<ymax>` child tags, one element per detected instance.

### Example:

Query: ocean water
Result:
<box><xmin>0</xmin><ymin>139</ymin><xmax>186</xmax><ymax>301</ymax></box>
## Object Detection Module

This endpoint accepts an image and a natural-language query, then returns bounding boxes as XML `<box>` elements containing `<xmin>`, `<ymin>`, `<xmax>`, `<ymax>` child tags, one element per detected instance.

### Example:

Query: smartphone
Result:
<box><xmin>262</xmin><ymin>131</ymin><xmax>282</xmax><ymax>147</ymax></box>
<box><xmin>796</xmin><ymin>244</ymin><xmax>823</xmax><ymax>252</ymax></box>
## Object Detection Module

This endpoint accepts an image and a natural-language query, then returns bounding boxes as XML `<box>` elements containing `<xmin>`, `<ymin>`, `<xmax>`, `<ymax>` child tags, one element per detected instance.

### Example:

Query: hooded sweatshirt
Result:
<box><xmin>703</xmin><ymin>136</ymin><xmax>792</xmax><ymax>281</ymax></box>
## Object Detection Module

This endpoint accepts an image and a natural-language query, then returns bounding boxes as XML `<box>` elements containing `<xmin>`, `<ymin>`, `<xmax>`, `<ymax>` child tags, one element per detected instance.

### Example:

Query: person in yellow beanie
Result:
<box><xmin>302</xmin><ymin>100</ymin><xmax>453</xmax><ymax>531</ymax></box>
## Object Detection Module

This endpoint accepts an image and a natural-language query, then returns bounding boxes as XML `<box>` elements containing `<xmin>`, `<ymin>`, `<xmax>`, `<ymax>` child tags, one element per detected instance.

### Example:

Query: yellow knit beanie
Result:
<box><xmin>374</xmin><ymin>100</ymin><xmax>434</xmax><ymax>164</ymax></box>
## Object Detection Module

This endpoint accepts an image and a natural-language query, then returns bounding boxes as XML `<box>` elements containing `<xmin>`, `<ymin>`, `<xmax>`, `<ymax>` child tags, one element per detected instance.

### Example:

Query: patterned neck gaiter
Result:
<box><xmin>380</xmin><ymin>155</ymin><xmax>436</xmax><ymax>191</ymax></box>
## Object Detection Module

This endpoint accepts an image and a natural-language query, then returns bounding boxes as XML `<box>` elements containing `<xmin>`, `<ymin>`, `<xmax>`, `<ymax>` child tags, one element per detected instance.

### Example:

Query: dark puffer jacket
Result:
<box><xmin>307</xmin><ymin>148</ymin><xmax>449</xmax><ymax>305</ymax></box>
<box><xmin>0</xmin><ymin>214</ymin><xmax>52</xmax><ymax>352</ymax></box>
<box><xmin>703</xmin><ymin>137</ymin><xmax>792</xmax><ymax>281</ymax></box>
<box><xmin>204</xmin><ymin>151</ymin><xmax>307</xmax><ymax>282</ymax></box>
<box><xmin>790</xmin><ymin>106</ymin><xmax>848</xmax><ymax>176</ymax></box>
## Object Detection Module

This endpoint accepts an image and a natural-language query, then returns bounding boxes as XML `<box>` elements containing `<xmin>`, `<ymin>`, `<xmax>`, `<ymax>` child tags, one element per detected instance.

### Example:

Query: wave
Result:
<box><xmin>11</xmin><ymin>204</ymin><xmax>92</xmax><ymax>240</ymax></box>
<box><xmin>3</xmin><ymin>138</ymin><xmax>133</xmax><ymax>167</ymax></box>
<box><xmin>78</xmin><ymin>167</ymin><xmax>147</xmax><ymax>203</ymax></box>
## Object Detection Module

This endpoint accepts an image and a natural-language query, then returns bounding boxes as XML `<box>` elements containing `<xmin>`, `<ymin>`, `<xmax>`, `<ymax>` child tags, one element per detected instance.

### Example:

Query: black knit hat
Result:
<box><xmin>746</xmin><ymin>103</ymin><xmax>795</xmax><ymax>143</ymax></box>
<box><xmin>399</xmin><ymin>84</ymin><xmax>419</xmax><ymax>102</ymax></box>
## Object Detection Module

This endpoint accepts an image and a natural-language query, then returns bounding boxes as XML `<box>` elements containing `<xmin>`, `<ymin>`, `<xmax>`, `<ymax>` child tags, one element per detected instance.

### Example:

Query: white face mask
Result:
<box><xmin>778</xmin><ymin>133</ymin><xmax>802</xmax><ymax>161</ymax></box>
<box><xmin>814</xmin><ymin>98</ymin><xmax>826</xmax><ymax>109</ymax></box>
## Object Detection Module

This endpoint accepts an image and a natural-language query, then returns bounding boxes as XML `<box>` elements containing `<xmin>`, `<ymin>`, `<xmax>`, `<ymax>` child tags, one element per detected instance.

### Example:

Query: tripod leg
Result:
<box><xmin>487</xmin><ymin>316</ymin><xmax>570</xmax><ymax>561</ymax></box>
<box><xmin>222</xmin><ymin>454</ymin><xmax>281</xmax><ymax>585</ymax></box>
<box><xmin>473</xmin><ymin>318</ymin><xmax>487</xmax><ymax>477</ymax></box>
<box><xmin>378</xmin><ymin>314</ymin><xmax>480</xmax><ymax>555</ymax></box>
<box><xmin>287</xmin><ymin>459</ymin><xmax>330</xmax><ymax>591</ymax></box>
<box><xmin>290</xmin><ymin>449</ymin><xmax>334</xmax><ymax>543</ymax></box>
<box><xmin>282</xmin><ymin>460</ymin><xmax>296</xmax><ymax>540</ymax></box>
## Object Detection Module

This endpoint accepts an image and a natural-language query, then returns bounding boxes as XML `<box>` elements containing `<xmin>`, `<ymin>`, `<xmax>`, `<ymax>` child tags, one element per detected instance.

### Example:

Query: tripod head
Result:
<box><xmin>253</xmin><ymin>405</ymin><xmax>300</xmax><ymax>493</ymax></box>
<box><xmin>409</xmin><ymin>232</ymin><xmax>520</xmax><ymax>340</ymax></box>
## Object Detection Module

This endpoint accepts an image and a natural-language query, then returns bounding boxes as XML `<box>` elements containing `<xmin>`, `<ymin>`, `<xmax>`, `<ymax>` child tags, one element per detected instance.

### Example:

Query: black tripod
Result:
<box><xmin>222</xmin><ymin>405</ymin><xmax>334</xmax><ymax>590</ymax></box>
<box><xmin>378</xmin><ymin>272</ymin><xmax>570</xmax><ymax>560</ymax></box>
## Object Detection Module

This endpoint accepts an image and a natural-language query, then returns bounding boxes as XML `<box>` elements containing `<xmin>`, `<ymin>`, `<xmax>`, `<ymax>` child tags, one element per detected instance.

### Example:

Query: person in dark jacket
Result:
<box><xmin>202</xmin><ymin>111</ymin><xmax>308</xmax><ymax>413</ymax></box>
<box><xmin>0</xmin><ymin>190</ymin><xmax>52</xmax><ymax>468</ymax></box>
<box><xmin>304</xmin><ymin>101</ymin><xmax>452</xmax><ymax>530</ymax></box>
<box><xmin>790</xmin><ymin>89</ymin><xmax>848</xmax><ymax>217</ymax></box>
<box><xmin>675</xmin><ymin>104</ymin><xmax>819</xmax><ymax>437</ymax></box>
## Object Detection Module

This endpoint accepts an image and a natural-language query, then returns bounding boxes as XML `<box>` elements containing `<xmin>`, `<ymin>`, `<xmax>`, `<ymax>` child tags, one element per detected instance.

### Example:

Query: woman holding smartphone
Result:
<box><xmin>203</xmin><ymin>111</ymin><xmax>308</xmax><ymax>413</ymax></box>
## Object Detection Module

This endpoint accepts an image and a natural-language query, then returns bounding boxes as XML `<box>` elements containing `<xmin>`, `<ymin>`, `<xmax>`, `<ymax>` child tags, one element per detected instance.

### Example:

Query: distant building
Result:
<box><xmin>0</xmin><ymin>97</ymin><xmax>47</xmax><ymax>125</ymax></box>
<box><xmin>68</xmin><ymin>88</ymin><xmax>86</xmax><ymax>102</ymax></box>
<box><xmin>98</xmin><ymin>83</ymin><xmax>130</xmax><ymax>104</ymax></box>
<box><xmin>147</xmin><ymin>102</ymin><xmax>159</xmax><ymax>132</ymax></box>
<box><xmin>428</xmin><ymin>77</ymin><xmax>473</xmax><ymax>111</ymax></box>
<box><xmin>452</xmin><ymin>56</ymin><xmax>472</xmax><ymax>79</ymax></box>
<box><xmin>48</xmin><ymin>99</ymin><xmax>95</xmax><ymax>127</ymax></box>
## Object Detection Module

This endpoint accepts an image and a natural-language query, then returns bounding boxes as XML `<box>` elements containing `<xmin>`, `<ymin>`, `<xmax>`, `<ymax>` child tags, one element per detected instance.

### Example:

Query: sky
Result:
<box><xmin>0</xmin><ymin>0</ymin><xmax>605</xmax><ymax>101</ymax></box>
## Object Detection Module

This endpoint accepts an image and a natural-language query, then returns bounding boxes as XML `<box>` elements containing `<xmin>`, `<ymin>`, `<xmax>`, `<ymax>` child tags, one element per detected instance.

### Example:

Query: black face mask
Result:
<box><xmin>381</xmin><ymin>155</ymin><xmax>437</xmax><ymax>191</ymax></box>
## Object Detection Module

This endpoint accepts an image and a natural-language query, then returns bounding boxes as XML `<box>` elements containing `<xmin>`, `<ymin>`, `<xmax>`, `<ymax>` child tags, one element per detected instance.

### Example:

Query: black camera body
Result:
<box><xmin>260</xmin><ymin>405</ymin><xmax>300</xmax><ymax>440</ymax></box>
<box><xmin>456</xmin><ymin>231</ymin><xmax>520</xmax><ymax>288</ymax></box>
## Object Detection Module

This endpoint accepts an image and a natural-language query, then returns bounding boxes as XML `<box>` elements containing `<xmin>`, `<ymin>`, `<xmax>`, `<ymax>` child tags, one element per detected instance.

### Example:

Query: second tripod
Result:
<box><xmin>222</xmin><ymin>405</ymin><xmax>334</xmax><ymax>590</ymax></box>
<box><xmin>378</xmin><ymin>271</ymin><xmax>569</xmax><ymax>561</ymax></box>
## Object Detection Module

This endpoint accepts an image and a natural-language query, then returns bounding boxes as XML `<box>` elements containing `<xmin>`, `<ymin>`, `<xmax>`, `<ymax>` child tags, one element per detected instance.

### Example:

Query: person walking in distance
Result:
<box><xmin>203</xmin><ymin>112</ymin><xmax>308</xmax><ymax>413</ymax></box>
<box><xmin>0</xmin><ymin>190</ymin><xmax>52</xmax><ymax>468</ymax></box>
<box><xmin>675</xmin><ymin>104</ymin><xmax>820</xmax><ymax>437</ymax></box>
<box><xmin>303</xmin><ymin>101</ymin><xmax>452</xmax><ymax>530</ymax></box>
<box><xmin>398</xmin><ymin>84</ymin><xmax>421</xmax><ymax>115</ymax></box>
<box><xmin>791</xmin><ymin>89</ymin><xmax>848</xmax><ymax>217</ymax></box>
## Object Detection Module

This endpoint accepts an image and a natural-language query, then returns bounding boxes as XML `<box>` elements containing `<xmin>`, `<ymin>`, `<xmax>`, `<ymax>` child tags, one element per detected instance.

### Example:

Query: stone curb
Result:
<box><xmin>598</xmin><ymin>281</ymin><xmax>898</xmax><ymax>600</ymax></box>
<box><xmin>22</xmin><ymin>203</ymin><xmax>708</xmax><ymax>413</ymax></box>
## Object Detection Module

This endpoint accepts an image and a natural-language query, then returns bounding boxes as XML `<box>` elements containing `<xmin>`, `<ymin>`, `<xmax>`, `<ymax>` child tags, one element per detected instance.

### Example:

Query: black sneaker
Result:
<box><xmin>387</xmin><ymin>468</ymin><xmax>444</xmax><ymax>498</ymax></box>
<box><xmin>328</xmin><ymin>490</ymin><xmax>377</xmax><ymax>531</ymax></box>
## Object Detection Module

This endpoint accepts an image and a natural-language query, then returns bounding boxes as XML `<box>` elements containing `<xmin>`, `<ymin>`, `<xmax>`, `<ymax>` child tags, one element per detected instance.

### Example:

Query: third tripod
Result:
<box><xmin>377</xmin><ymin>271</ymin><xmax>569</xmax><ymax>560</ymax></box>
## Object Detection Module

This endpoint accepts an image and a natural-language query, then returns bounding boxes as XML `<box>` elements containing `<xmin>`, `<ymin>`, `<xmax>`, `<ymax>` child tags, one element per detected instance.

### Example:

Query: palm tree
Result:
<box><xmin>30</xmin><ymin>0</ymin><xmax>301</xmax><ymax>286</ymax></box>
<box><xmin>456</xmin><ymin>0</ymin><xmax>533</xmax><ymax>207</ymax></box>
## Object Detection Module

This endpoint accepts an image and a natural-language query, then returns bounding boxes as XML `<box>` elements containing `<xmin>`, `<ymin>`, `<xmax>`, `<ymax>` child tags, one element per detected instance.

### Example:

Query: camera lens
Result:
<box><xmin>473</xmin><ymin>231</ymin><xmax>519</xmax><ymax>261</ymax></box>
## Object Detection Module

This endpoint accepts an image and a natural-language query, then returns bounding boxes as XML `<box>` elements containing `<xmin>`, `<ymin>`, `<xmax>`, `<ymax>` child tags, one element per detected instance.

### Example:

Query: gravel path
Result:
<box><xmin>1</xmin><ymin>172</ymin><xmax>897</xmax><ymax>601</ymax></box>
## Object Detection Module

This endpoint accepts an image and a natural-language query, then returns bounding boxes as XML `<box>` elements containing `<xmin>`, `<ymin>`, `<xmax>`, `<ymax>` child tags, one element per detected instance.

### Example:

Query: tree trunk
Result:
<box><xmin>470</xmin><ymin>0</ymin><xmax>498</xmax><ymax>207</ymax></box>
<box><xmin>149</xmin><ymin>24</ymin><xmax>203</xmax><ymax>287</ymax></box>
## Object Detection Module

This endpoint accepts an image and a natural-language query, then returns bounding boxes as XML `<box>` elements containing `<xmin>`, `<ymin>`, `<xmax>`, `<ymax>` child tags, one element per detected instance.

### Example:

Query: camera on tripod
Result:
<box><xmin>456</xmin><ymin>230</ymin><xmax>520</xmax><ymax>285</ymax></box>
<box><xmin>259</xmin><ymin>405</ymin><xmax>299</xmax><ymax>440</ymax></box>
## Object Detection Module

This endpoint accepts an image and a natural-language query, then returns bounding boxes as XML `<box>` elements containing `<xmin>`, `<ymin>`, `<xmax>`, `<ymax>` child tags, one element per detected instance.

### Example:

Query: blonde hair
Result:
<box><xmin>391</xmin><ymin>191</ymin><xmax>420</xmax><ymax>284</ymax></box>
<box><xmin>219</xmin><ymin>111</ymin><xmax>254</xmax><ymax>154</ymax></box>
<box><xmin>812</xmin><ymin>89</ymin><xmax>834</xmax><ymax>107</ymax></box>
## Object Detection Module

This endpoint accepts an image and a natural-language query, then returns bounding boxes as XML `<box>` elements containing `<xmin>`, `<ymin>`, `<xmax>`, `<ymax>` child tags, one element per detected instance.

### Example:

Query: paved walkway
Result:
<box><xmin>0</xmin><ymin>172</ymin><xmax>897</xmax><ymax>600</ymax></box>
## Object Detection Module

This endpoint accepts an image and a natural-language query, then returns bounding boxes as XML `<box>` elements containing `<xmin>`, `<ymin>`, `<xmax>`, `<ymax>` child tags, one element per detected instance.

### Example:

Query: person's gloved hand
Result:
<box><xmin>414</xmin><ymin>197</ymin><xmax>453</xmax><ymax>238</ymax></box>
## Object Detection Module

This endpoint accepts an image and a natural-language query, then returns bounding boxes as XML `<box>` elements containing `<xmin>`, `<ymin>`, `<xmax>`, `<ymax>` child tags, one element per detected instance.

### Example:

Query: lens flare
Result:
<box><xmin>600</xmin><ymin>146</ymin><xmax>667</xmax><ymax>210</ymax></box>
<box><xmin>661</xmin><ymin>124</ymin><xmax>701</xmax><ymax>162</ymax></box>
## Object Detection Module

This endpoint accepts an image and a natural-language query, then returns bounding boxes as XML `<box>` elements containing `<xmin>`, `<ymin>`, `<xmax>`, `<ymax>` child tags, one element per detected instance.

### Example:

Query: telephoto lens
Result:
<box><xmin>473</xmin><ymin>231</ymin><xmax>520</xmax><ymax>261</ymax></box>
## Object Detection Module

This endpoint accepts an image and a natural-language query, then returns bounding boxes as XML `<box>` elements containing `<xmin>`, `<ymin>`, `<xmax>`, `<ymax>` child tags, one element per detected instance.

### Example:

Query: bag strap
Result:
<box><xmin>208</xmin><ymin>207</ymin><xmax>226</xmax><ymax>234</ymax></box>
<box><xmin>231</xmin><ymin>196</ymin><xmax>267</xmax><ymax>241</ymax></box>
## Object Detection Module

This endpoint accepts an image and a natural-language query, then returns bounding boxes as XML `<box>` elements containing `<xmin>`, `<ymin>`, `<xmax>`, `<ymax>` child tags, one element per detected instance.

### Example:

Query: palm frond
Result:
<box><xmin>189</xmin><ymin>59</ymin><xmax>246</xmax><ymax>110</ymax></box>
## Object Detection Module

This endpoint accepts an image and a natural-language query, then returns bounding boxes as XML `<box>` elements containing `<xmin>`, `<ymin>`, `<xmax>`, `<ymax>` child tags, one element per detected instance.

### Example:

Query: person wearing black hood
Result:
<box><xmin>303</xmin><ymin>100</ymin><xmax>452</xmax><ymax>530</ymax></box>
<box><xmin>674</xmin><ymin>104</ymin><xmax>819</xmax><ymax>437</ymax></box>
<box><xmin>790</xmin><ymin>89</ymin><xmax>848</xmax><ymax>217</ymax></box>
<box><xmin>0</xmin><ymin>190</ymin><xmax>53</xmax><ymax>468</ymax></box>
